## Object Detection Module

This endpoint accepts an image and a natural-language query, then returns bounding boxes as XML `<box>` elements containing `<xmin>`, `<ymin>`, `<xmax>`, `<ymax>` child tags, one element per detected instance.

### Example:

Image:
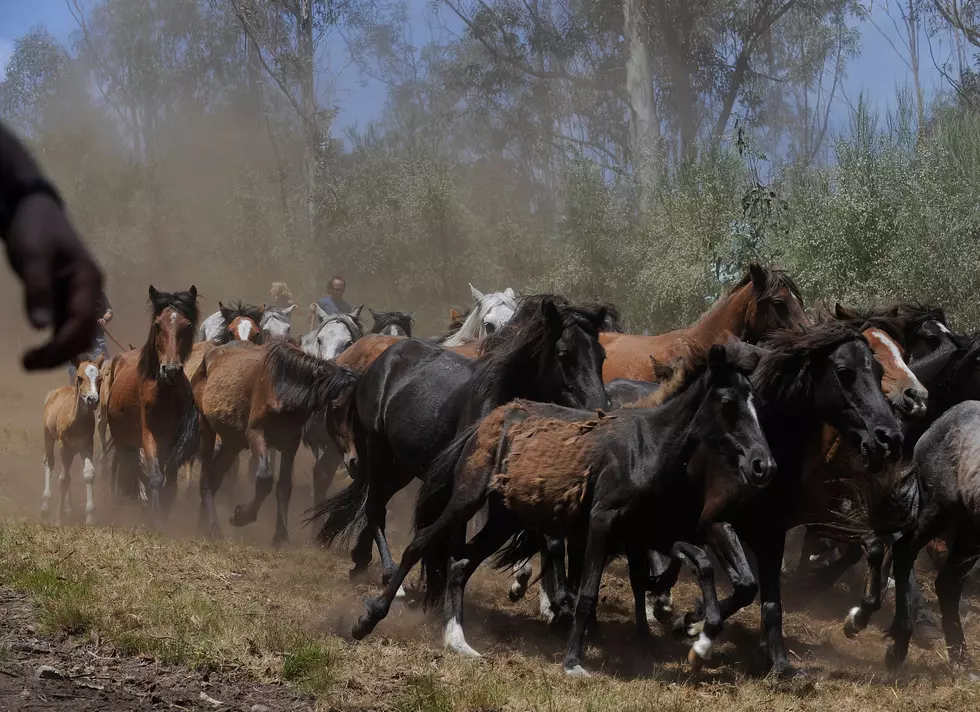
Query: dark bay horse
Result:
<box><xmin>104</xmin><ymin>286</ymin><xmax>200</xmax><ymax>522</ymax></box>
<box><xmin>192</xmin><ymin>340</ymin><xmax>357</xmax><ymax>543</ymax></box>
<box><xmin>600</xmin><ymin>263</ymin><xmax>808</xmax><ymax>382</ymax></box>
<box><xmin>311</xmin><ymin>296</ymin><xmax>609</xmax><ymax>588</ymax></box>
<box><xmin>369</xmin><ymin>309</ymin><xmax>413</xmax><ymax>337</ymax></box>
<box><xmin>348</xmin><ymin>341</ymin><xmax>775</xmax><ymax>676</ymax></box>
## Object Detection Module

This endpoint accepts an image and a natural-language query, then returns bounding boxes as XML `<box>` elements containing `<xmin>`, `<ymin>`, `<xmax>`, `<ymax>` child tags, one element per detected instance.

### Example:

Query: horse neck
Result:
<box><xmin>687</xmin><ymin>285</ymin><xmax>753</xmax><ymax>344</ymax></box>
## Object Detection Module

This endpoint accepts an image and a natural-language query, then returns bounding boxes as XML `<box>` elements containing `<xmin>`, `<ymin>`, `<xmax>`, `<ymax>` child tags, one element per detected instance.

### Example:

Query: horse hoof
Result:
<box><xmin>272</xmin><ymin>534</ymin><xmax>289</xmax><ymax>549</ymax></box>
<box><xmin>885</xmin><ymin>646</ymin><xmax>906</xmax><ymax>672</ymax></box>
<box><xmin>843</xmin><ymin>607</ymin><xmax>863</xmax><ymax>639</ymax></box>
<box><xmin>770</xmin><ymin>663</ymin><xmax>804</xmax><ymax>680</ymax></box>
<box><xmin>564</xmin><ymin>664</ymin><xmax>590</xmax><ymax>678</ymax></box>
<box><xmin>913</xmin><ymin>619</ymin><xmax>943</xmax><ymax>644</ymax></box>
<box><xmin>351</xmin><ymin>615</ymin><xmax>376</xmax><ymax>641</ymax></box>
<box><xmin>228</xmin><ymin>505</ymin><xmax>253</xmax><ymax>527</ymax></box>
<box><xmin>672</xmin><ymin>613</ymin><xmax>702</xmax><ymax>641</ymax></box>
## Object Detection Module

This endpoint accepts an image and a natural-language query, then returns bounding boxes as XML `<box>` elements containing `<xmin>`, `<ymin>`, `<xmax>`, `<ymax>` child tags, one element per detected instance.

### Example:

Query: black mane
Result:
<box><xmin>265</xmin><ymin>341</ymin><xmax>359</xmax><ymax>414</ymax></box>
<box><xmin>138</xmin><ymin>287</ymin><xmax>199</xmax><ymax>381</ymax></box>
<box><xmin>369</xmin><ymin>309</ymin><xmax>414</xmax><ymax>337</ymax></box>
<box><xmin>828</xmin><ymin>302</ymin><xmax>949</xmax><ymax>349</ymax></box>
<box><xmin>472</xmin><ymin>295</ymin><xmax>606</xmax><ymax>407</ymax></box>
<box><xmin>753</xmin><ymin>320</ymin><xmax>863</xmax><ymax>409</ymax></box>
<box><xmin>214</xmin><ymin>301</ymin><xmax>266</xmax><ymax>345</ymax></box>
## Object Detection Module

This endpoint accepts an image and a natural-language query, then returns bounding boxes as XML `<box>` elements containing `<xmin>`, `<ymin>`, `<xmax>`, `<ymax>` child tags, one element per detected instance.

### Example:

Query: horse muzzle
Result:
<box><xmin>898</xmin><ymin>389</ymin><xmax>928</xmax><ymax>420</ymax></box>
<box><xmin>740</xmin><ymin>450</ymin><xmax>777</xmax><ymax>489</ymax></box>
<box><xmin>158</xmin><ymin>364</ymin><xmax>183</xmax><ymax>384</ymax></box>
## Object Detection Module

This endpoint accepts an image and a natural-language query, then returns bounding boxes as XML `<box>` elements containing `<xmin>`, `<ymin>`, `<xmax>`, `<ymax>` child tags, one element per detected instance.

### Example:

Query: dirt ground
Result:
<box><xmin>0</xmin><ymin>322</ymin><xmax>979</xmax><ymax>711</ymax></box>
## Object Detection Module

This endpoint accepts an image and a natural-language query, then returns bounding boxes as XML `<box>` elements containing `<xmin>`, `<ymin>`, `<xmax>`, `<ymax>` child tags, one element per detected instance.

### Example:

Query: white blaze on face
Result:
<box><xmin>83</xmin><ymin>364</ymin><xmax>100</xmax><ymax>399</ymax></box>
<box><xmin>937</xmin><ymin>322</ymin><xmax>952</xmax><ymax>335</ymax></box>
<box><xmin>170</xmin><ymin>310</ymin><xmax>178</xmax><ymax>324</ymax></box>
<box><xmin>237</xmin><ymin>318</ymin><xmax>253</xmax><ymax>341</ymax></box>
<box><xmin>870</xmin><ymin>329</ymin><xmax>922</xmax><ymax>391</ymax></box>
<box><xmin>747</xmin><ymin>394</ymin><xmax>761</xmax><ymax>429</ymax></box>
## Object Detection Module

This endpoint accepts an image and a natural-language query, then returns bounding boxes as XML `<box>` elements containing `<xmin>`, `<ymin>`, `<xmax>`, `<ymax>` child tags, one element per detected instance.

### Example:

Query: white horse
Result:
<box><xmin>301</xmin><ymin>305</ymin><xmax>364</xmax><ymax>360</ymax></box>
<box><xmin>200</xmin><ymin>303</ymin><xmax>296</xmax><ymax>342</ymax></box>
<box><xmin>441</xmin><ymin>285</ymin><xmax>518</xmax><ymax>347</ymax></box>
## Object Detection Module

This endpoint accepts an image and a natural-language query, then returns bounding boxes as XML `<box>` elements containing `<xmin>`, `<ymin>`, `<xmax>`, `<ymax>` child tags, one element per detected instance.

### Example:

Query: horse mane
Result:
<box><xmin>138</xmin><ymin>288</ymin><xmax>199</xmax><ymax>380</ymax></box>
<box><xmin>472</xmin><ymin>295</ymin><xmax>606</xmax><ymax>407</ymax></box>
<box><xmin>625</xmin><ymin>339</ymin><xmax>759</xmax><ymax>410</ymax></box>
<box><xmin>730</xmin><ymin>263</ymin><xmax>805</xmax><ymax>306</ymax></box>
<box><xmin>264</xmin><ymin>341</ymin><xmax>359</xmax><ymax>413</ymax></box>
<box><xmin>369</xmin><ymin>310</ymin><xmax>414</xmax><ymax>336</ymax></box>
<box><xmin>813</xmin><ymin>305</ymin><xmax>905</xmax><ymax>347</ymax></box>
<box><xmin>214</xmin><ymin>301</ymin><xmax>265</xmax><ymax>345</ymax></box>
<box><xmin>825</xmin><ymin>302</ymin><xmax>948</xmax><ymax>349</ymax></box>
<box><xmin>753</xmin><ymin>321</ymin><xmax>864</xmax><ymax>408</ymax></box>
<box><xmin>443</xmin><ymin>290</ymin><xmax>518</xmax><ymax>347</ymax></box>
<box><xmin>313</xmin><ymin>311</ymin><xmax>365</xmax><ymax>340</ymax></box>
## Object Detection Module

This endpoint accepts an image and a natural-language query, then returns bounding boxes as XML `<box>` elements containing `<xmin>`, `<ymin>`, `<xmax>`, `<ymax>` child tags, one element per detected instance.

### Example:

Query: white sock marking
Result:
<box><xmin>692</xmin><ymin>631</ymin><xmax>713</xmax><ymax>659</ymax></box>
<box><xmin>83</xmin><ymin>457</ymin><xmax>96</xmax><ymax>523</ymax></box>
<box><xmin>443</xmin><ymin>618</ymin><xmax>480</xmax><ymax>657</ymax></box>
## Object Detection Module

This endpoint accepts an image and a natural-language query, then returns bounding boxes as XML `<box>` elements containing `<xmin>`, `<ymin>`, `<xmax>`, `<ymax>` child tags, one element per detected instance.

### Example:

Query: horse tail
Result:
<box><xmin>164</xmin><ymin>380</ymin><xmax>200</xmax><ymax>474</ymax></box>
<box><xmin>492</xmin><ymin>529</ymin><xmax>540</xmax><ymax>572</ymax></box>
<box><xmin>416</xmin><ymin>424</ymin><xmax>478</xmax><ymax>611</ymax></box>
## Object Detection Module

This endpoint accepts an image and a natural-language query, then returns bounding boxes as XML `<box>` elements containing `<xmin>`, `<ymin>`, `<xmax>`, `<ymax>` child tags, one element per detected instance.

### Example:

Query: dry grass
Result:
<box><xmin>0</xmin><ymin>519</ymin><xmax>977</xmax><ymax>712</ymax></box>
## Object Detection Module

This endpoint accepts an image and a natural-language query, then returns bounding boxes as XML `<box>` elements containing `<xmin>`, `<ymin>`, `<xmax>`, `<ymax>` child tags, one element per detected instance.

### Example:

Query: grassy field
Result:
<box><xmin>1</xmin><ymin>371</ymin><xmax>978</xmax><ymax>711</ymax></box>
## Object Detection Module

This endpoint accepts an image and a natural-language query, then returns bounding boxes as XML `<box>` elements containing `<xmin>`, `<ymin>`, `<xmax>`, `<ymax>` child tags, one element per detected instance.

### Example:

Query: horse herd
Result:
<box><xmin>38</xmin><ymin>266</ymin><xmax>980</xmax><ymax>679</ymax></box>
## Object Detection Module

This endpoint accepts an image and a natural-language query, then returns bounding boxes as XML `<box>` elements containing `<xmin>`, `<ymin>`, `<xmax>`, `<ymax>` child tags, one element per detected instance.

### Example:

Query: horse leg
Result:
<box><xmin>843</xmin><ymin>535</ymin><xmax>890</xmax><ymax>638</ymax></box>
<box><xmin>57</xmin><ymin>445</ymin><xmax>74</xmax><ymax>526</ymax></box>
<box><xmin>81</xmin><ymin>443</ymin><xmax>97</xmax><ymax>525</ymax></box>
<box><xmin>812</xmin><ymin>540</ymin><xmax>864</xmax><ymax>589</ymax></box>
<box><xmin>647</xmin><ymin>549</ymin><xmax>680</xmax><ymax>627</ymax></box>
<box><xmin>199</xmin><ymin>434</ymin><xmax>240</xmax><ymax>540</ymax></box>
<box><xmin>563</xmin><ymin>508</ymin><xmax>616</xmax><ymax>677</ymax></box>
<box><xmin>443</xmin><ymin>508</ymin><xmax>517</xmax><ymax>657</ymax></box>
<box><xmin>509</xmin><ymin>559</ymin><xmax>532</xmax><ymax>602</ymax></box>
<box><xmin>272</xmin><ymin>441</ymin><xmax>299</xmax><ymax>548</ymax></box>
<box><xmin>884</xmin><ymin>505</ymin><xmax>947</xmax><ymax>671</ymax></box>
<box><xmin>351</xmin><ymin>475</ymin><xmax>488</xmax><ymax>641</ymax></box>
<box><xmin>934</xmin><ymin>525</ymin><xmax>979</xmax><ymax>667</ymax></box>
<box><xmin>230</xmin><ymin>430</ymin><xmax>273</xmax><ymax>527</ymax></box>
<box><xmin>627</xmin><ymin>542</ymin><xmax>652</xmax><ymax>638</ymax></box>
<box><xmin>141</xmin><ymin>431</ymin><xmax>165</xmax><ymax>527</ymax></box>
<box><xmin>754</xmin><ymin>535</ymin><xmax>796</xmax><ymax>678</ymax></box>
<box><xmin>672</xmin><ymin>542</ymin><xmax>724</xmax><ymax>671</ymax></box>
<box><xmin>540</xmin><ymin>535</ymin><xmax>569</xmax><ymax>623</ymax></box>
<box><xmin>41</xmin><ymin>431</ymin><xmax>55</xmax><ymax>520</ymax></box>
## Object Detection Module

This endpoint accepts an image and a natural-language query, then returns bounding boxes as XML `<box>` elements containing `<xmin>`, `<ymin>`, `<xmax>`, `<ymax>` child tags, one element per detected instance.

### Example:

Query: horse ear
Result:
<box><xmin>707</xmin><ymin>343</ymin><xmax>729</xmax><ymax>374</ymax></box>
<box><xmin>94</xmin><ymin>353</ymin><xmax>105</xmax><ymax>369</ymax></box>
<box><xmin>504</xmin><ymin>287</ymin><xmax>516</xmax><ymax>299</ymax></box>
<box><xmin>70</xmin><ymin>353</ymin><xmax>82</xmax><ymax>369</ymax></box>
<box><xmin>650</xmin><ymin>355</ymin><xmax>674</xmax><ymax>381</ymax></box>
<box><xmin>148</xmin><ymin>285</ymin><xmax>159</xmax><ymax>301</ymax></box>
<box><xmin>369</xmin><ymin>308</ymin><xmax>379</xmax><ymax>319</ymax></box>
<box><xmin>189</xmin><ymin>285</ymin><xmax>197</xmax><ymax>299</ymax></box>
<box><xmin>283</xmin><ymin>304</ymin><xmax>297</xmax><ymax>315</ymax></box>
<box><xmin>542</xmin><ymin>298</ymin><xmax>562</xmax><ymax>337</ymax></box>
<box><xmin>349</xmin><ymin>304</ymin><xmax>364</xmax><ymax>320</ymax></box>
<box><xmin>219</xmin><ymin>303</ymin><xmax>231</xmax><ymax>320</ymax></box>
<box><xmin>835</xmin><ymin>302</ymin><xmax>858</xmax><ymax>321</ymax></box>
<box><xmin>449</xmin><ymin>308</ymin><xmax>460</xmax><ymax>320</ymax></box>
<box><xmin>736</xmin><ymin>341</ymin><xmax>765</xmax><ymax>372</ymax></box>
<box><xmin>470</xmin><ymin>283</ymin><xmax>485</xmax><ymax>302</ymax></box>
<box><xmin>315</xmin><ymin>304</ymin><xmax>328</xmax><ymax>321</ymax></box>
<box><xmin>258</xmin><ymin>303</ymin><xmax>267</xmax><ymax>314</ymax></box>
<box><xmin>749</xmin><ymin>262</ymin><xmax>768</xmax><ymax>294</ymax></box>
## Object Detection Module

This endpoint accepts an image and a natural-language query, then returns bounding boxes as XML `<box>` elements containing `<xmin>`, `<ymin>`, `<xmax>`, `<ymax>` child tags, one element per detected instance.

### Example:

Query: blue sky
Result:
<box><xmin>0</xmin><ymin>0</ymin><xmax>974</xmax><ymax>136</ymax></box>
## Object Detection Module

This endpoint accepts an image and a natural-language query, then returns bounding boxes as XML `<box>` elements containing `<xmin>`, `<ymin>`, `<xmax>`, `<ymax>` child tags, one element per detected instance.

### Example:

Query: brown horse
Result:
<box><xmin>104</xmin><ymin>286</ymin><xmax>200</xmax><ymax>521</ymax></box>
<box><xmin>42</xmin><ymin>353</ymin><xmax>105</xmax><ymax>525</ymax></box>
<box><xmin>192</xmin><ymin>340</ymin><xmax>357</xmax><ymax>544</ymax></box>
<box><xmin>600</xmin><ymin>263</ymin><xmax>807</xmax><ymax>382</ymax></box>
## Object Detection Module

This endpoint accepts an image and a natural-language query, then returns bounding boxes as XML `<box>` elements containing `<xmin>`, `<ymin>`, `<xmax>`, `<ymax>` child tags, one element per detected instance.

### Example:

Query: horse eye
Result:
<box><xmin>836</xmin><ymin>368</ymin><xmax>857</xmax><ymax>388</ymax></box>
<box><xmin>484</xmin><ymin>323</ymin><xmax>496</xmax><ymax>335</ymax></box>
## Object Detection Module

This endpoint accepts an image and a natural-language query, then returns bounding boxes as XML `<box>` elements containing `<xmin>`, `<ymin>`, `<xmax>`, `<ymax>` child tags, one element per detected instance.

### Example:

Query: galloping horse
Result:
<box><xmin>192</xmin><ymin>341</ymin><xmax>357</xmax><ymax>544</ymax></box>
<box><xmin>600</xmin><ymin>263</ymin><xmax>807</xmax><ymax>382</ymax></box>
<box><xmin>349</xmin><ymin>341</ymin><xmax>775</xmax><ymax>677</ymax></box>
<box><xmin>42</xmin><ymin>353</ymin><xmax>104</xmax><ymax>525</ymax></box>
<box><xmin>104</xmin><ymin>287</ymin><xmax>200</xmax><ymax>522</ymax></box>
<box><xmin>439</xmin><ymin>285</ymin><xmax>517</xmax><ymax>347</ymax></box>
<box><xmin>312</xmin><ymin>296</ymin><xmax>608</xmax><ymax>589</ymax></box>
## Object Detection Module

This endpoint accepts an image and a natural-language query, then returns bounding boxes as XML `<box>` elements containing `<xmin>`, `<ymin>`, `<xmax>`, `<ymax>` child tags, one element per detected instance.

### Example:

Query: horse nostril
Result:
<box><xmin>752</xmin><ymin>458</ymin><xmax>765</xmax><ymax>475</ymax></box>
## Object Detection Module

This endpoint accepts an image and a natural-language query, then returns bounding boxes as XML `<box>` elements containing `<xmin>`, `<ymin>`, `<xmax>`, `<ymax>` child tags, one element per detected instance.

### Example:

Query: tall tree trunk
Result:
<box><xmin>297</xmin><ymin>0</ymin><xmax>317</xmax><ymax>249</ymax></box>
<box><xmin>623</xmin><ymin>0</ymin><xmax>659</xmax><ymax>208</ymax></box>
<box><xmin>907</xmin><ymin>0</ymin><xmax>925</xmax><ymax>131</ymax></box>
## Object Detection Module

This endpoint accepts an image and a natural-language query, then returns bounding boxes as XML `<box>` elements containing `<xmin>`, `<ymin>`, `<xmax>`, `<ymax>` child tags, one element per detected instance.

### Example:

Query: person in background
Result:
<box><xmin>315</xmin><ymin>275</ymin><xmax>351</xmax><ymax>315</ymax></box>
<box><xmin>68</xmin><ymin>290</ymin><xmax>112</xmax><ymax>383</ymax></box>
<box><xmin>270</xmin><ymin>281</ymin><xmax>295</xmax><ymax>311</ymax></box>
<box><xmin>0</xmin><ymin>120</ymin><xmax>103</xmax><ymax>370</ymax></box>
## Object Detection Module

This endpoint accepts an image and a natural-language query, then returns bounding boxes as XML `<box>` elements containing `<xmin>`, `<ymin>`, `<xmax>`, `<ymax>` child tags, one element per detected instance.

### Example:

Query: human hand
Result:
<box><xmin>4</xmin><ymin>193</ymin><xmax>103</xmax><ymax>369</ymax></box>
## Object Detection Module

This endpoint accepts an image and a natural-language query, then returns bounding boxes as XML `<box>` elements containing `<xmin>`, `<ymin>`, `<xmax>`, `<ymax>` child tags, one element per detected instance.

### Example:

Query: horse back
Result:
<box><xmin>335</xmin><ymin>333</ymin><xmax>404</xmax><ymax>374</ymax></box>
<box><xmin>600</xmin><ymin>331</ymin><xmax>680</xmax><ymax>382</ymax></box>
<box><xmin>195</xmin><ymin>343</ymin><xmax>265</xmax><ymax>437</ymax></box>
<box><xmin>184</xmin><ymin>341</ymin><xmax>216</xmax><ymax>380</ymax></box>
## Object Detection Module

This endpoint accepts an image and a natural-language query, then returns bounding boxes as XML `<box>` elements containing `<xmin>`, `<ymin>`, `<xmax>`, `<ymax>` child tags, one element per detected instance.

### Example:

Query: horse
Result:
<box><xmin>832</xmin><ymin>324</ymin><xmax>980</xmax><ymax>670</ymax></box>
<box><xmin>42</xmin><ymin>353</ymin><xmax>105</xmax><ymax>525</ymax></box>
<box><xmin>369</xmin><ymin>309</ymin><xmax>413</xmax><ymax>337</ymax></box>
<box><xmin>104</xmin><ymin>286</ymin><xmax>200</xmax><ymax>523</ymax></box>
<box><xmin>261</xmin><ymin>305</ymin><xmax>297</xmax><ymax>341</ymax></box>
<box><xmin>301</xmin><ymin>306</ymin><xmax>365</xmax><ymax>361</ymax></box>
<box><xmin>439</xmin><ymin>285</ymin><xmax>518</xmax><ymax>347</ymax></box>
<box><xmin>599</xmin><ymin>263</ymin><xmax>808</xmax><ymax>382</ymax></box>
<box><xmin>310</xmin><ymin>295</ymin><xmax>609</xmax><ymax>589</ymax></box>
<box><xmin>192</xmin><ymin>340</ymin><xmax>357</xmax><ymax>544</ymax></box>
<box><xmin>347</xmin><ymin>341</ymin><xmax>775</xmax><ymax>677</ymax></box>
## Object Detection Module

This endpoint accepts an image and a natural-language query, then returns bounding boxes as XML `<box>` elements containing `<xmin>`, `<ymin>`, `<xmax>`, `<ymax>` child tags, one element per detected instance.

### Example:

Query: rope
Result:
<box><xmin>103</xmin><ymin>326</ymin><xmax>127</xmax><ymax>351</ymax></box>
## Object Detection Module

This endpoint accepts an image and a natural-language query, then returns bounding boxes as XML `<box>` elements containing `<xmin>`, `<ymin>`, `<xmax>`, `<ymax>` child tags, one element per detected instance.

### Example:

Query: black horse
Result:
<box><xmin>368</xmin><ymin>309</ymin><xmax>413</xmax><ymax>337</ymax></box>
<box><xmin>310</xmin><ymin>295</ymin><xmax>609</xmax><ymax>585</ymax></box>
<box><xmin>348</xmin><ymin>341</ymin><xmax>775</xmax><ymax>676</ymax></box>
